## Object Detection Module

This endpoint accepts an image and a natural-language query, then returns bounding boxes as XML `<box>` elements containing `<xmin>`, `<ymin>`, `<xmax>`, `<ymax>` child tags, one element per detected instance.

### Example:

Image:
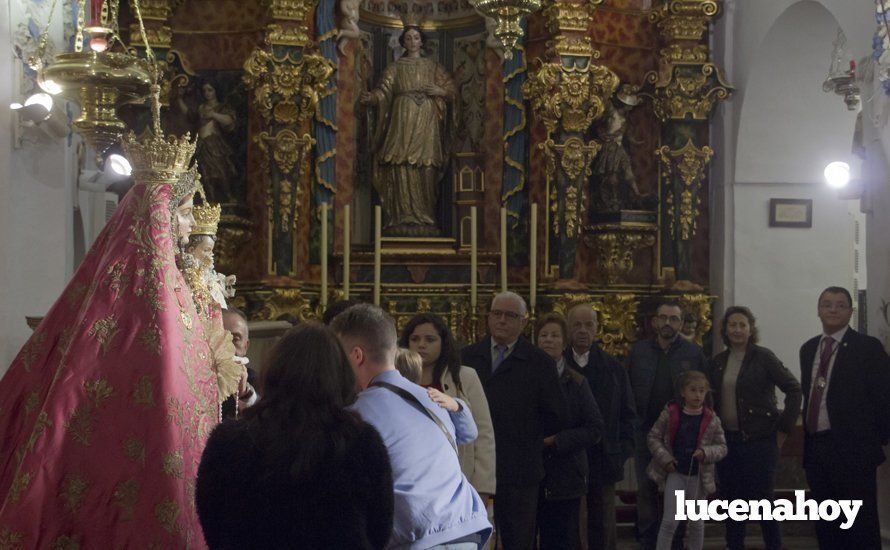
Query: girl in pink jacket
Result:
<box><xmin>647</xmin><ymin>370</ymin><xmax>727</xmax><ymax>550</ymax></box>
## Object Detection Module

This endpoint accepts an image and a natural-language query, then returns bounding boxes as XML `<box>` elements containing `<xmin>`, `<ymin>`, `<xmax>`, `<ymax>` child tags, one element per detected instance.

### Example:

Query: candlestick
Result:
<box><xmin>500</xmin><ymin>207</ymin><xmax>507</xmax><ymax>293</ymax></box>
<box><xmin>373</xmin><ymin>205</ymin><xmax>382</xmax><ymax>306</ymax></box>
<box><xmin>343</xmin><ymin>204</ymin><xmax>350</xmax><ymax>299</ymax></box>
<box><xmin>320</xmin><ymin>202</ymin><xmax>328</xmax><ymax>309</ymax></box>
<box><xmin>470</xmin><ymin>207</ymin><xmax>478</xmax><ymax>309</ymax></box>
<box><xmin>530</xmin><ymin>203</ymin><xmax>537</xmax><ymax>312</ymax></box>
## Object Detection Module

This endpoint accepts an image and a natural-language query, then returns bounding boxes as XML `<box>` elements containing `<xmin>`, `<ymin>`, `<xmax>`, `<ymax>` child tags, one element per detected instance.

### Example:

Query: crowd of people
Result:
<box><xmin>196</xmin><ymin>287</ymin><xmax>890</xmax><ymax>549</ymax></box>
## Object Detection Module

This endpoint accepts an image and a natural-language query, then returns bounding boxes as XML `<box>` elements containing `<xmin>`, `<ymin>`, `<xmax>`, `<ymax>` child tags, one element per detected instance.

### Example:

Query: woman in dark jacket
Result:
<box><xmin>196</xmin><ymin>323</ymin><xmax>394</xmax><ymax>549</ymax></box>
<box><xmin>535</xmin><ymin>313</ymin><xmax>604</xmax><ymax>550</ymax></box>
<box><xmin>710</xmin><ymin>306</ymin><xmax>802</xmax><ymax>550</ymax></box>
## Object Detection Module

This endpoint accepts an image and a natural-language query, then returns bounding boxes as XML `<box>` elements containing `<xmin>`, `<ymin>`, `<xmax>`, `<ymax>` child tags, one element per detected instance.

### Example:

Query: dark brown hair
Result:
<box><xmin>399</xmin><ymin>314</ymin><xmax>462</xmax><ymax>393</ymax></box>
<box><xmin>244</xmin><ymin>323</ymin><xmax>360</xmax><ymax>481</ymax></box>
<box><xmin>819</xmin><ymin>286</ymin><xmax>853</xmax><ymax>308</ymax></box>
<box><xmin>719</xmin><ymin>305</ymin><xmax>759</xmax><ymax>347</ymax></box>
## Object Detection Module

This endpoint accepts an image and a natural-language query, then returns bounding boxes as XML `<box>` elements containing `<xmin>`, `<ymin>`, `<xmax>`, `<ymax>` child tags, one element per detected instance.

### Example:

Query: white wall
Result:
<box><xmin>0</xmin><ymin>0</ymin><xmax>75</xmax><ymax>369</ymax></box>
<box><xmin>715</xmin><ymin>0</ymin><xmax>890</xmax><ymax>543</ymax></box>
<box><xmin>733</xmin><ymin>183</ymin><xmax>857</xmax><ymax>369</ymax></box>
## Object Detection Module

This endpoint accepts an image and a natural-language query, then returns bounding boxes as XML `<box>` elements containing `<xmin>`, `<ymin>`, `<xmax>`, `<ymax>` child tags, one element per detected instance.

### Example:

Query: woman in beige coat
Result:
<box><xmin>400</xmin><ymin>314</ymin><xmax>496</xmax><ymax>498</ymax></box>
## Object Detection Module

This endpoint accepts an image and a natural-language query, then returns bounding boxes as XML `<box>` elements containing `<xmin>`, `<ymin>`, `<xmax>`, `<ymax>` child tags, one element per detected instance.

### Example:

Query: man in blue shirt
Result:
<box><xmin>332</xmin><ymin>304</ymin><xmax>492</xmax><ymax>550</ymax></box>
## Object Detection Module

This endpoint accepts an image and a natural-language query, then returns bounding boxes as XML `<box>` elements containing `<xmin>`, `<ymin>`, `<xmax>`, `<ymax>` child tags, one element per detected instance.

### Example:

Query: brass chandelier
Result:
<box><xmin>470</xmin><ymin>0</ymin><xmax>541</xmax><ymax>51</ymax></box>
<box><xmin>32</xmin><ymin>0</ymin><xmax>155</xmax><ymax>157</ymax></box>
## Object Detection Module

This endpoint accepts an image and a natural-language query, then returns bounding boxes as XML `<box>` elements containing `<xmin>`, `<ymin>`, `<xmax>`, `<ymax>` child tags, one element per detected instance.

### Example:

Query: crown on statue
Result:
<box><xmin>193</xmin><ymin>201</ymin><xmax>221</xmax><ymax>237</ymax></box>
<box><xmin>400</xmin><ymin>1</ymin><xmax>426</xmax><ymax>28</ymax></box>
<box><xmin>120</xmin><ymin>82</ymin><xmax>198</xmax><ymax>195</ymax></box>
<box><xmin>121</xmin><ymin>129</ymin><xmax>197</xmax><ymax>183</ymax></box>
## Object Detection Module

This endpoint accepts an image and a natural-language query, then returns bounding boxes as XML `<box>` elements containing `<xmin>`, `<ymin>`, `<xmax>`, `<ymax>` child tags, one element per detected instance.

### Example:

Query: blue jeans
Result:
<box><xmin>717</xmin><ymin>433</ymin><xmax>781</xmax><ymax>550</ymax></box>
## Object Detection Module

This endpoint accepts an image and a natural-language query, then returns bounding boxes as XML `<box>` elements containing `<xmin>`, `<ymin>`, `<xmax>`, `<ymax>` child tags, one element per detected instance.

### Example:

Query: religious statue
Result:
<box><xmin>589</xmin><ymin>84</ymin><xmax>654</xmax><ymax>214</ymax></box>
<box><xmin>0</xmin><ymin>151</ymin><xmax>242</xmax><ymax>545</ymax></box>
<box><xmin>361</xmin><ymin>25</ymin><xmax>457</xmax><ymax>237</ymax></box>
<box><xmin>176</xmin><ymin>80</ymin><xmax>239</xmax><ymax>204</ymax></box>
<box><xmin>185</xmin><ymin>200</ymin><xmax>237</xmax><ymax>310</ymax></box>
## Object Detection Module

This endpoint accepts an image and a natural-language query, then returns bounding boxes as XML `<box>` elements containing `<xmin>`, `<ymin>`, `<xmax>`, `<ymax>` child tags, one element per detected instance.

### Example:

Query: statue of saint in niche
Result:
<box><xmin>361</xmin><ymin>26</ymin><xmax>457</xmax><ymax>237</ymax></box>
<box><xmin>176</xmin><ymin>79</ymin><xmax>239</xmax><ymax>204</ymax></box>
<box><xmin>589</xmin><ymin>85</ymin><xmax>654</xmax><ymax>213</ymax></box>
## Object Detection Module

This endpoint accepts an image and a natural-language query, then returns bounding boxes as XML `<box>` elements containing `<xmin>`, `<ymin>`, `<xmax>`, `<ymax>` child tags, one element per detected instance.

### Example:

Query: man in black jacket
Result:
<box><xmin>565</xmin><ymin>304</ymin><xmax>636</xmax><ymax>550</ymax></box>
<box><xmin>461</xmin><ymin>291</ymin><xmax>568</xmax><ymax>550</ymax></box>
<box><xmin>801</xmin><ymin>286</ymin><xmax>890</xmax><ymax>549</ymax></box>
<box><xmin>627</xmin><ymin>300</ymin><xmax>708</xmax><ymax>550</ymax></box>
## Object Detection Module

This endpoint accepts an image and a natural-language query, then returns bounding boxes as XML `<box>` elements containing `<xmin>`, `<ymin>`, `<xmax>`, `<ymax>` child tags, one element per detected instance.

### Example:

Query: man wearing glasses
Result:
<box><xmin>627</xmin><ymin>300</ymin><xmax>708</xmax><ymax>550</ymax></box>
<box><xmin>462</xmin><ymin>291</ymin><xmax>568</xmax><ymax>550</ymax></box>
<box><xmin>801</xmin><ymin>286</ymin><xmax>890</xmax><ymax>548</ymax></box>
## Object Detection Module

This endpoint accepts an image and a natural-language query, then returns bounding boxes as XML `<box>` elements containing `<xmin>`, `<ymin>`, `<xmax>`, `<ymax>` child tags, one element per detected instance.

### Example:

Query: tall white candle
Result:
<box><xmin>530</xmin><ymin>203</ymin><xmax>537</xmax><ymax>311</ymax></box>
<box><xmin>374</xmin><ymin>205</ymin><xmax>382</xmax><ymax>306</ymax></box>
<box><xmin>343</xmin><ymin>203</ymin><xmax>350</xmax><ymax>299</ymax></box>
<box><xmin>320</xmin><ymin>202</ymin><xmax>328</xmax><ymax>309</ymax></box>
<box><xmin>470</xmin><ymin>206</ymin><xmax>477</xmax><ymax>309</ymax></box>
<box><xmin>500</xmin><ymin>206</ymin><xmax>507</xmax><ymax>293</ymax></box>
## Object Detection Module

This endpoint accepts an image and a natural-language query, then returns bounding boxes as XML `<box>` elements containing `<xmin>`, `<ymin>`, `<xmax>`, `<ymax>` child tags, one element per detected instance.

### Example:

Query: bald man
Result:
<box><xmin>565</xmin><ymin>304</ymin><xmax>635</xmax><ymax>550</ymax></box>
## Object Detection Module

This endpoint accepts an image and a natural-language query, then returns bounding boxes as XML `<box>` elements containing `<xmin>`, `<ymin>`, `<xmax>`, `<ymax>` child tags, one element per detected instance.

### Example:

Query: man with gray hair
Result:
<box><xmin>461</xmin><ymin>292</ymin><xmax>567</xmax><ymax>550</ymax></box>
<box><xmin>332</xmin><ymin>304</ymin><xmax>492</xmax><ymax>549</ymax></box>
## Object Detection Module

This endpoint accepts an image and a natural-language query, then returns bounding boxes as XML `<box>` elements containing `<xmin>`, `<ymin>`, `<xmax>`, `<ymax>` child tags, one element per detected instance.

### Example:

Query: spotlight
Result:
<box><xmin>79</xmin><ymin>155</ymin><xmax>133</xmax><ymax>191</ymax></box>
<box><xmin>106</xmin><ymin>154</ymin><xmax>132</xmax><ymax>176</ymax></box>
<box><xmin>10</xmin><ymin>93</ymin><xmax>53</xmax><ymax>122</ymax></box>
<box><xmin>823</xmin><ymin>161</ymin><xmax>850</xmax><ymax>189</ymax></box>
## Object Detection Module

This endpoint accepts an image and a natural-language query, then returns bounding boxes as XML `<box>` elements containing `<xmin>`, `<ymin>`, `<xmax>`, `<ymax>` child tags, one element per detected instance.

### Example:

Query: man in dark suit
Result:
<box><xmin>565</xmin><ymin>304</ymin><xmax>636</xmax><ymax>550</ymax></box>
<box><xmin>801</xmin><ymin>286</ymin><xmax>890</xmax><ymax>549</ymax></box>
<box><xmin>461</xmin><ymin>291</ymin><xmax>567</xmax><ymax>550</ymax></box>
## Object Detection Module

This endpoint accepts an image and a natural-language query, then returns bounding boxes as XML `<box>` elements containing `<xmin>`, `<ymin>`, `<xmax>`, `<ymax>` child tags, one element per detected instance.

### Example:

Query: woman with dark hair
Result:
<box><xmin>399</xmin><ymin>314</ymin><xmax>496</xmax><ymax>500</ymax></box>
<box><xmin>710</xmin><ymin>306</ymin><xmax>802</xmax><ymax>550</ymax></box>
<box><xmin>196</xmin><ymin>323</ymin><xmax>394</xmax><ymax>549</ymax></box>
<box><xmin>534</xmin><ymin>312</ymin><xmax>603</xmax><ymax>550</ymax></box>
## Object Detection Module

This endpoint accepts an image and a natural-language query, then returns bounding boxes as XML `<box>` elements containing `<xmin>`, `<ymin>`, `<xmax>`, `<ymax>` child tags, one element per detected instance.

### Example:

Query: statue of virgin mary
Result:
<box><xmin>361</xmin><ymin>24</ymin><xmax>457</xmax><ymax>237</ymax></box>
<box><xmin>0</xmin><ymin>133</ymin><xmax>242</xmax><ymax>547</ymax></box>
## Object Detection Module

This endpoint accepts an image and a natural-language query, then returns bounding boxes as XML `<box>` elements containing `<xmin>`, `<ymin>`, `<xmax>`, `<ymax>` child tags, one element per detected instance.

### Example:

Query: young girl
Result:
<box><xmin>647</xmin><ymin>371</ymin><xmax>727</xmax><ymax>550</ymax></box>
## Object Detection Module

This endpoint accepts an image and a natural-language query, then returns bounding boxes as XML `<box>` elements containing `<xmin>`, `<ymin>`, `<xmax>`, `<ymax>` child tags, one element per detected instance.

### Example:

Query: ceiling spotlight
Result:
<box><xmin>823</xmin><ymin>161</ymin><xmax>850</xmax><ymax>188</ymax></box>
<box><xmin>106</xmin><ymin>154</ymin><xmax>132</xmax><ymax>176</ymax></box>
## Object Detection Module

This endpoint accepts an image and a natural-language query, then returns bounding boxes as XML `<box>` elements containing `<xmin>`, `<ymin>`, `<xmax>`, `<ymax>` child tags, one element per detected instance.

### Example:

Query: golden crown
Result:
<box><xmin>192</xmin><ymin>201</ymin><xmax>221</xmax><ymax>237</ymax></box>
<box><xmin>120</xmin><ymin>83</ymin><xmax>197</xmax><ymax>188</ymax></box>
<box><xmin>400</xmin><ymin>1</ymin><xmax>426</xmax><ymax>28</ymax></box>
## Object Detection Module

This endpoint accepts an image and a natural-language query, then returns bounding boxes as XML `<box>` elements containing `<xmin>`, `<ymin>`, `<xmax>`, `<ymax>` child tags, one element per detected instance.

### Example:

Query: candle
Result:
<box><xmin>530</xmin><ymin>203</ymin><xmax>537</xmax><ymax>311</ymax></box>
<box><xmin>343</xmin><ymin>203</ymin><xmax>350</xmax><ymax>299</ymax></box>
<box><xmin>470</xmin><ymin>207</ymin><xmax>477</xmax><ymax>309</ymax></box>
<box><xmin>374</xmin><ymin>205</ymin><xmax>382</xmax><ymax>306</ymax></box>
<box><xmin>500</xmin><ymin>207</ymin><xmax>507</xmax><ymax>292</ymax></box>
<box><xmin>320</xmin><ymin>202</ymin><xmax>328</xmax><ymax>309</ymax></box>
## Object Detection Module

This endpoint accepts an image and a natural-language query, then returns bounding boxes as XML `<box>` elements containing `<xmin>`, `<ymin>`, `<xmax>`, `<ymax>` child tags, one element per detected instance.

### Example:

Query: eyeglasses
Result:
<box><xmin>656</xmin><ymin>314</ymin><xmax>682</xmax><ymax>324</ymax></box>
<box><xmin>489</xmin><ymin>309</ymin><xmax>522</xmax><ymax>320</ymax></box>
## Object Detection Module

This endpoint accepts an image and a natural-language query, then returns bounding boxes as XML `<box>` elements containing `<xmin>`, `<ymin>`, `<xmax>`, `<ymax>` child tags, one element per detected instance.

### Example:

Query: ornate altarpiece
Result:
<box><xmin>119</xmin><ymin>0</ymin><xmax>729</xmax><ymax>355</ymax></box>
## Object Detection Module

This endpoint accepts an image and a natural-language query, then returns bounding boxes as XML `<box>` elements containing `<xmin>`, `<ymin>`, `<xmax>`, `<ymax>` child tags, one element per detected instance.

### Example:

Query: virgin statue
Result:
<box><xmin>0</xmin><ymin>136</ymin><xmax>243</xmax><ymax>546</ymax></box>
<box><xmin>361</xmin><ymin>26</ymin><xmax>457</xmax><ymax>237</ymax></box>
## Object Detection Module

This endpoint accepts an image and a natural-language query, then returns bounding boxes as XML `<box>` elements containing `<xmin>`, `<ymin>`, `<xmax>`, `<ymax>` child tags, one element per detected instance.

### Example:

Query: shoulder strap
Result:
<box><xmin>370</xmin><ymin>381</ymin><xmax>458</xmax><ymax>453</ymax></box>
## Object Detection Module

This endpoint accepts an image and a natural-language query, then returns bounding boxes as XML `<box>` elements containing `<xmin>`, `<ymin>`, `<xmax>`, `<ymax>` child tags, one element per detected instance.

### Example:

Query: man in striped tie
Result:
<box><xmin>800</xmin><ymin>286</ymin><xmax>890</xmax><ymax>549</ymax></box>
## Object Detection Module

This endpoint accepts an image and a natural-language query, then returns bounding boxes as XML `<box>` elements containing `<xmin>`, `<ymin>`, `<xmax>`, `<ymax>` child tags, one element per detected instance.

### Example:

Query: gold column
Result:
<box><xmin>644</xmin><ymin>0</ymin><xmax>730</xmax><ymax>284</ymax></box>
<box><xmin>522</xmin><ymin>0</ymin><xmax>617</xmax><ymax>282</ymax></box>
<box><xmin>243</xmin><ymin>0</ymin><xmax>333</xmax><ymax>278</ymax></box>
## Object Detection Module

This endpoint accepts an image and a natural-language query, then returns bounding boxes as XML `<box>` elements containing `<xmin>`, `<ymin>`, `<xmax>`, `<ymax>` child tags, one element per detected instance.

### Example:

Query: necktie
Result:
<box><xmin>493</xmin><ymin>344</ymin><xmax>507</xmax><ymax>373</ymax></box>
<box><xmin>806</xmin><ymin>337</ymin><xmax>835</xmax><ymax>434</ymax></box>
